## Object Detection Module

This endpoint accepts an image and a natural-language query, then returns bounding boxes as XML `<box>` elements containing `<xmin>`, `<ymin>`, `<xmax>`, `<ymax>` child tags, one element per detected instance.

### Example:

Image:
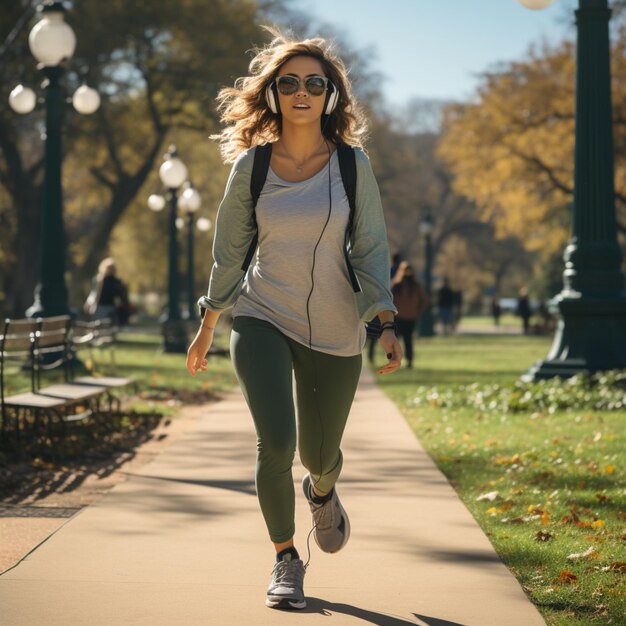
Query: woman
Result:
<box><xmin>186</xmin><ymin>28</ymin><xmax>402</xmax><ymax>611</ymax></box>
<box><xmin>84</xmin><ymin>257</ymin><xmax>129</xmax><ymax>325</ymax></box>
<box><xmin>391</xmin><ymin>261</ymin><xmax>428</xmax><ymax>368</ymax></box>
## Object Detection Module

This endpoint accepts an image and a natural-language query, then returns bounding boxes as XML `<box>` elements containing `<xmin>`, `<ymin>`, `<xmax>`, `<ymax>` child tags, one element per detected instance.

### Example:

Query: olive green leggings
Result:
<box><xmin>230</xmin><ymin>316</ymin><xmax>362</xmax><ymax>543</ymax></box>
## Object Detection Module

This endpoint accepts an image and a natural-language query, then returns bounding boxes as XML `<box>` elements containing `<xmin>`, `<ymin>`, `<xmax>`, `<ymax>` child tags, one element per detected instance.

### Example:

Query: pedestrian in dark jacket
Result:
<box><xmin>391</xmin><ymin>261</ymin><xmax>428</xmax><ymax>368</ymax></box>
<box><xmin>516</xmin><ymin>287</ymin><xmax>532</xmax><ymax>335</ymax></box>
<box><xmin>437</xmin><ymin>277</ymin><xmax>455</xmax><ymax>335</ymax></box>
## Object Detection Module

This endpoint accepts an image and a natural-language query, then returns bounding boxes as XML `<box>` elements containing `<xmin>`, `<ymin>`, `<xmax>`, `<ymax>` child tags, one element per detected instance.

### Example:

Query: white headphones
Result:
<box><xmin>265</xmin><ymin>79</ymin><xmax>339</xmax><ymax>116</ymax></box>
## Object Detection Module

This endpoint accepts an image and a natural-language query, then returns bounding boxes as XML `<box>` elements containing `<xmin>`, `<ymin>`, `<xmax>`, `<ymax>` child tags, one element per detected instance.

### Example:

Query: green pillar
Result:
<box><xmin>186</xmin><ymin>213</ymin><xmax>196</xmax><ymax>321</ymax></box>
<box><xmin>526</xmin><ymin>0</ymin><xmax>626</xmax><ymax>379</ymax></box>
<box><xmin>166</xmin><ymin>189</ymin><xmax>181</xmax><ymax>323</ymax></box>
<box><xmin>161</xmin><ymin>189</ymin><xmax>188</xmax><ymax>352</ymax></box>
<box><xmin>26</xmin><ymin>66</ymin><xmax>70</xmax><ymax>318</ymax></box>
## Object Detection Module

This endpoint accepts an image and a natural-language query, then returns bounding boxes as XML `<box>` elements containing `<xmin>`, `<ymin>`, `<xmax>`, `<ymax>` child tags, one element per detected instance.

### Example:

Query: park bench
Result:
<box><xmin>70</xmin><ymin>317</ymin><xmax>135</xmax><ymax>404</ymax></box>
<box><xmin>0</xmin><ymin>315</ymin><xmax>134</xmax><ymax>446</ymax></box>
<box><xmin>0</xmin><ymin>317</ymin><xmax>66</xmax><ymax>443</ymax></box>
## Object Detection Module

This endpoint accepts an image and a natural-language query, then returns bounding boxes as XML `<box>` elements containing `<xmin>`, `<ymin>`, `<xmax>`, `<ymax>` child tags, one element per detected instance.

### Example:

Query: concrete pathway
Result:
<box><xmin>0</xmin><ymin>367</ymin><xmax>545</xmax><ymax>626</ymax></box>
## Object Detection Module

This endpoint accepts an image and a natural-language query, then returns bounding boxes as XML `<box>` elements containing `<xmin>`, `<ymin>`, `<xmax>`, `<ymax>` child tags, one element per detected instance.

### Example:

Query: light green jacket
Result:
<box><xmin>199</xmin><ymin>145</ymin><xmax>397</xmax><ymax>323</ymax></box>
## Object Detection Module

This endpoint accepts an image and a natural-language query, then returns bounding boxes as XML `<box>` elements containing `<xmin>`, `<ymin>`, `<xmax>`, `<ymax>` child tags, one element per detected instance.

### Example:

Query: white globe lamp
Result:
<box><xmin>159</xmin><ymin>147</ymin><xmax>188</xmax><ymax>189</ymax></box>
<box><xmin>197</xmin><ymin>217</ymin><xmax>212</xmax><ymax>232</ymax></box>
<box><xmin>9</xmin><ymin>85</ymin><xmax>37</xmax><ymax>114</ymax></box>
<box><xmin>180</xmin><ymin>185</ymin><xmax>201</xmax><ymax>213</ymax></box>
<box><xmin>28</xmin><ymin>2</ymin><xmax>76</xmax><ymax>67</ymax></box>
<box><xmin>72</xmin><ymin>85</ymin><xmax>100</xmax><ymax>114</ymax></box>
<box><xmin>148</xmin><ymin>194</ymin><xmax>166</xmax><ymax>211</ymax></box>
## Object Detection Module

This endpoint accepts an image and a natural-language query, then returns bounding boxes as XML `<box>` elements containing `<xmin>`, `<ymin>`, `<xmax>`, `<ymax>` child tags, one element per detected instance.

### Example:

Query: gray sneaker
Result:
<box><xmin>302</xmin><ymin>474</ymin><xmax>351</xmax><ymax>553</ymax></box>
<box><xmin>265</xmin><ymin>553</ymin><xmax>306</xmax><ymax>610</ymax></box>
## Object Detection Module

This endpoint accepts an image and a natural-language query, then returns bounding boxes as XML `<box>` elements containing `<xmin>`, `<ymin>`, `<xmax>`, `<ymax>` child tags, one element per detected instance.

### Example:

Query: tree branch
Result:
<box><xmin>507</xmin><ymin>147</ymin><xmax>574</xmax><ymax>196</ymax></box>
<box><xmin>95</xmin><ymin>104</ymin><xmax>126</xmax><ymax>180</ymax></box>
<box><xmin>89</xmin><ymin>167</ymin><xmax>116</xmax><ymax>189</ymax></box>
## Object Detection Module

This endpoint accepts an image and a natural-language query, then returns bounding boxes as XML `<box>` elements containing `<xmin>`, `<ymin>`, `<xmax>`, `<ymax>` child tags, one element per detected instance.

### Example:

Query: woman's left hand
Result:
<box><xmin>377</xmin><ymin>330</ymin><xmax>403</xmax><ymax>375</ymax></box>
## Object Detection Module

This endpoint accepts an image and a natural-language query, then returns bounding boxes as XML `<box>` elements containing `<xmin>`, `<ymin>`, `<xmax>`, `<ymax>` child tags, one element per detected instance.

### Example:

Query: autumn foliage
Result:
<box><xmin>438</xmin><ymin>35</ymin><xmax>626</xmax><ymax>255</ymax></box>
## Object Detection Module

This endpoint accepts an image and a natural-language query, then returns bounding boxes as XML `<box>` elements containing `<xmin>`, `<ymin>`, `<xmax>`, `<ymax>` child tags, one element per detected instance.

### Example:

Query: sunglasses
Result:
<box><xmin>275</xmin><ymin>75</ymin><xmax>329</xmax><ymax>97</ymax></box>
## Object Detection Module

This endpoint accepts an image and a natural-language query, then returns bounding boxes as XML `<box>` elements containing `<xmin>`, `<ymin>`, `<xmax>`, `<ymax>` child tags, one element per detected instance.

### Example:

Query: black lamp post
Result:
<box><xmin>150</xmin><ymin>145</ymin><xmax>189</xmax><ymax>352</ymax></box>
<box><xmin>418</xmin><ymin>214</ymin><xmax>436</xmax><ymax>337</ymax></box>
<box><xmin>9</xmin><ymin>1</ymin><xmax>100</xmax><ymax>318</ymax></box>
<box><xmin>518</xmin><ymin>0</ymin><xmax>626</xmax><ymax>379</ymax></box>
<box><xmin>178</xmin><ymin>181</ymin><xmax>202</xmax><ymax>321</ymax></box>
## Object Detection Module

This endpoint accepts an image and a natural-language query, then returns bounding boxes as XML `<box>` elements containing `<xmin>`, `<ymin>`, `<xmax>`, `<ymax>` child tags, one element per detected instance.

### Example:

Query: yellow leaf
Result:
<box><xmin>605</xmin><ymin>465</ymin><xmax>616</xmax><ymax>474</ymax></box>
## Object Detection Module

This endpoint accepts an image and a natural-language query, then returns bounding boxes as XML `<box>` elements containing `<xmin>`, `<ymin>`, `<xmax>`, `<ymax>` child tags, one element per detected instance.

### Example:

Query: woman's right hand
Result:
<box><xmin>186</xmin><ymin>327</ymin><xmax>214</xmax><ymax>376</ymax></box>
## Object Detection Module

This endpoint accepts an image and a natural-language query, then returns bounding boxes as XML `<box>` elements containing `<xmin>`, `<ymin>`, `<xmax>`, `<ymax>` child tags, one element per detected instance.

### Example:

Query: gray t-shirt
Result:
<box><xmin>232</xmin><ymin>151</ymin><xmax>365</xmax><ymax>356</ymax></box>
<box><xmin>198</xmin><ymin>145</ymin><xmax>397</xmax><ymax>354</ymax></box>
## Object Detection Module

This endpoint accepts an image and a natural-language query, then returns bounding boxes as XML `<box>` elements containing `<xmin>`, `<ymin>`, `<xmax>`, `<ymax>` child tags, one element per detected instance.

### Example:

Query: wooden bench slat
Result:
<box><xmin>72</xmin><ymin>376</ymin><xmax>134</xmax><ymax>388</ymax></box>
<box><xmin>38</xmin><ymin>383</ymin><xmax>108</xmax><ymax>401</ymax></box>
<box><xmin>3</xmin><ymin>392</ymin><xmax>67</xmax><ymax>408</ymax></box>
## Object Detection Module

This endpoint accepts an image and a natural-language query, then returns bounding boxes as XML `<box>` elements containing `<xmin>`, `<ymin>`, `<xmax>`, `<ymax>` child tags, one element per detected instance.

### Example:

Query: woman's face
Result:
<box><xmin>275</xmin><ymin>55</ymin><xmax>328</xmax><ymax>125</ymax></box>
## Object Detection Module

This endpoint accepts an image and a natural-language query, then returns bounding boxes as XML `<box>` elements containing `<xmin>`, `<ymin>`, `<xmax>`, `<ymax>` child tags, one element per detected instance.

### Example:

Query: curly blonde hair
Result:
<box><xmin>211</xmin><ymin>26</ymin><xmax>368</xmax><ymax>163</ymax></box>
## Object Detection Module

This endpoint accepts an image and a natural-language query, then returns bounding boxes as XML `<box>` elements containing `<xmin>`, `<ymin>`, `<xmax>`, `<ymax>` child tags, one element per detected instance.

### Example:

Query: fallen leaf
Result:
<box><xmin>476</xmin><ymin>490</ymin><xmax>499</xmax><ymax>502</ymax></box>
<box><xmin>528</xmin><ymin>505</ymin><xmax>546</xmax><ymax>515</ymax></box>
<box><xmin>567</xmin><ymin>546</ymin><xmax>599</xmax><ymax>560</ymax></box>
<box><xmin>486</xmin><ymin>502</ymin><xmax>513</xmax><ymax>514</ymax></box>
<box><xmin>605</xmin><ymin>465</ymin><xmax>616</xmax><ymax>474</ymax></box>
<box><xmin>535</xmin><ymin>530</ymin><xmax>553</xmax><ymax>542</ymax></box>
<box><xmin>557</xmin><ymin>570</ymin><xmax>578</xmax><ymax>584</ymax></box>
<box><xmin>608</xmin><ymin>562</ymin><xmax>626</xmax><ymax>573</ymax></box>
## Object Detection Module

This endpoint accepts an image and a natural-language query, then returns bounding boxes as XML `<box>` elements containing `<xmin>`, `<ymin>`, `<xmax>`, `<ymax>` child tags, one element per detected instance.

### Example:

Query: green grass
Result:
<box><xmin>3</xmin><ymin>326</ymin><xmax>238</xmax><ymax>403</ymax></box>
<box><xmin>375</xmin><ymin>336</ymin><xmax>625</xmax><ymax>626</ymax></box>
<box><xmin>96</xmin><ymin>329</ymin><xmax>238</xmax><ymax>411</ymax></box>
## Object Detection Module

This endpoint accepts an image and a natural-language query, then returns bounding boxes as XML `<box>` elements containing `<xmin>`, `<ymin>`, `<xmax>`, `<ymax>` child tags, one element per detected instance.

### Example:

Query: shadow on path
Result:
<box><xmin>300</xmin><ymin>598</ymin><xmax>467</xmax><ymax>626</ymax></box>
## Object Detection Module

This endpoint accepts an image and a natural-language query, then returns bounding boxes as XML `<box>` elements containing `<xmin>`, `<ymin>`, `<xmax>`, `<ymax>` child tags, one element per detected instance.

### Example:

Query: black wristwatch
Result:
<box><xmin>380</xmin><ymin>321</ymin><xmax>398</xmax><ymax>335</ymax></box>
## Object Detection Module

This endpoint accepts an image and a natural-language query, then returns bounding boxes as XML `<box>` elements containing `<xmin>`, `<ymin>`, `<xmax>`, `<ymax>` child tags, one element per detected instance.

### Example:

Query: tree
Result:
<box><xmin>0</xmin><ymin>0</ymin><xmax>266</xmax><ymax>316</ymax></box>
<box><xmin>438</xmin><ymin>35</ymin><xmax>626</xmax><ymax>259</ymax></box>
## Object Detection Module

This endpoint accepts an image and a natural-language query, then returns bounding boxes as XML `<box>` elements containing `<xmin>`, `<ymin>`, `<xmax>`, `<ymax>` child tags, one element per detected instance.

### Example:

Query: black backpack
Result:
<box><xmin>241</xmin><ymin>142</ymin><xmax>383</xmax><ymax>338</ymax></box>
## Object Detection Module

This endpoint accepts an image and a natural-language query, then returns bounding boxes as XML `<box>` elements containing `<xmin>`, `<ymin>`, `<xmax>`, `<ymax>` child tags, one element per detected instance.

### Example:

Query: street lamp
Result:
<box><xmin>178</xmin><ymin>181</ymin><xmax>201</xmax><ymax>321</ymax></box>
<box><xmin>149</xmin><ymin>145</ymin><xmax>189</xmax><ymax>352</ymax></box>
<box><xmin>418</xmin><ymin>213</ymin><xmax>436</xmax><ymax>337</ymax></box>
<box><xmin>9</xmin><ymin>1</ymin><xmax>100</xmax><ymax>317</ymax></box>
<box><xmin>517</xmin><ymin>0</ymin><xmax>626</xmax><ymax>379</ymax></box>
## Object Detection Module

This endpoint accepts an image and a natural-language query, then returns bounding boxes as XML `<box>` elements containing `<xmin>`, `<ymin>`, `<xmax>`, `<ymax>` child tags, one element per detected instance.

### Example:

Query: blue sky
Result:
<box><xmin>289</xmin><ymin>0</ymin><xmax>578</xmax><ymax>106</ymax></box>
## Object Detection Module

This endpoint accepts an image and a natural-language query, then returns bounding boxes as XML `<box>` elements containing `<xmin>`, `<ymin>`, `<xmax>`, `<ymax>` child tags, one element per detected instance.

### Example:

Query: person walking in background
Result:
<box><xmin>84</xmin><ymin>257</ymin><xmax>131</xmax><ymax>325</ymax></box>
<box><xmin>491</xmin><ymin>296</ymin><xmax>502</xmax><ymax>327</ymax></box>
<box><xmin>452</xmin><ymin>288</ymin><xmax>463</xmax><ymax>332</ymax></box>
<box><xmin>391</xmin><ymin>261</ymin><xmax>427</xmax><ymax>368</ymax></box>
<box><xmin>437</xmin><ymin>277</ymin><xmax>455</xmax><ymax>335</ymax></box>
<box><xmin>516</xmin><ymin>286</ymin><xmax>532</xmax><ymax>335</ymax></box>
<box><xmin>185</xmin><ymin>28</ymin><xmax>402</xmax><ymax>611</ymax></box>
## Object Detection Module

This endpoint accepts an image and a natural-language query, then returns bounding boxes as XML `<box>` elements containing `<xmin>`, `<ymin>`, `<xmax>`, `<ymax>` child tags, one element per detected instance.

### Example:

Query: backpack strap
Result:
<box><xmin>336</xmin><ymin>143</ymin><xmax>357</xmax><ymax>232</ymax></box>
<box><xmin>336</xmin><ymin>143</ymin><xmax>361</xmax><ymax>293</ymax></box>
<box><xmin>241</xmin><ymin>143</ymin><xmax>272</xmax><ymax>272</ymax></box>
